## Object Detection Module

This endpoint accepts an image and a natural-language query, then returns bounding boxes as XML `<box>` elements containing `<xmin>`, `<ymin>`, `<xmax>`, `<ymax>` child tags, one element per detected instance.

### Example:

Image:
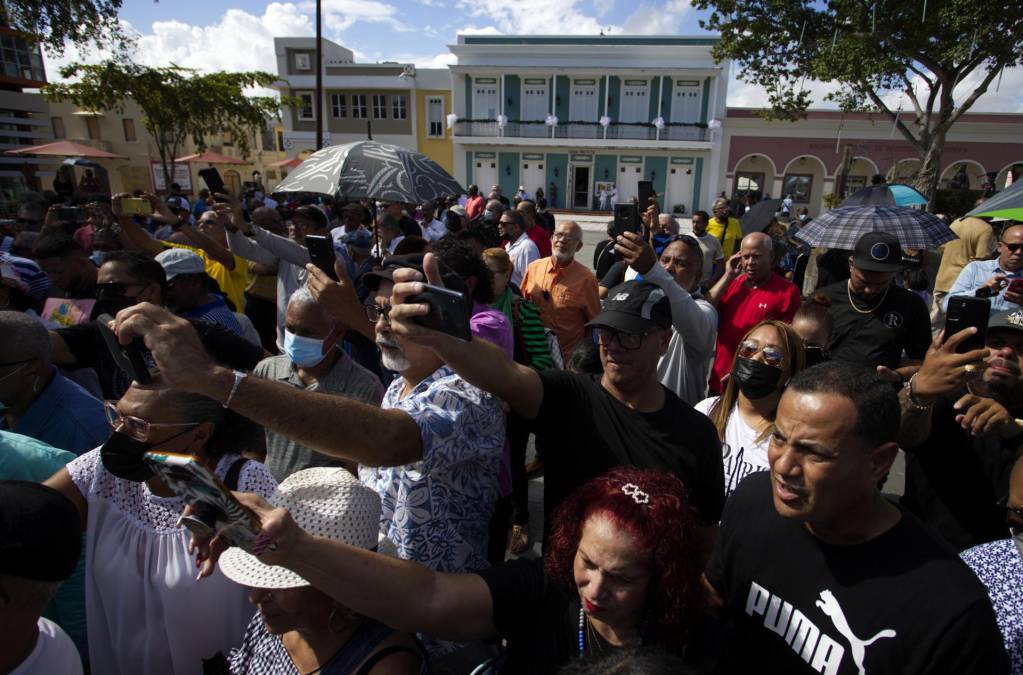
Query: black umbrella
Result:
<box><xmin>740</xmin><ymin>198</ymin><xmax>785</xmax><ymax>235</ymax></box>
<box><xmin>272</xmin><ymin>140</ymin><xmax>464</xmax><ymax>203</ymax></box>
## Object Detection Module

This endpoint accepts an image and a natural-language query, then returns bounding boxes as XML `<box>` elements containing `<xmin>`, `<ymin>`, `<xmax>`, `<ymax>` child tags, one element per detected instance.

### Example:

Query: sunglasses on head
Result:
<box><xmin>737</xmin><ymin>339</ymin><xmax>785</xmax><ymax>367</ymax></box>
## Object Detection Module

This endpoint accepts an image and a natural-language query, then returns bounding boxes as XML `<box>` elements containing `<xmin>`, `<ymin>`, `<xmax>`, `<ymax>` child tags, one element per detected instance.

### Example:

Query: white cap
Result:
<box><xmin>155</xmin><ymin>248</ymin><xmax>205</xmax><ymax>280</ymax></box>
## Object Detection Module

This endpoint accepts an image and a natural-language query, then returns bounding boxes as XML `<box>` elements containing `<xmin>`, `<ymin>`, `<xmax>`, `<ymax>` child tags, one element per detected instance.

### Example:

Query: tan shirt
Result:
<box><xmin>934</xmin><ymin>217</ymin><xmax>995</xmax><ymax>293</ymax></box>
<box><xmin>521</xmin><ymin>257</ymin><xmax>600</xmax><ymax>359</ymax></box>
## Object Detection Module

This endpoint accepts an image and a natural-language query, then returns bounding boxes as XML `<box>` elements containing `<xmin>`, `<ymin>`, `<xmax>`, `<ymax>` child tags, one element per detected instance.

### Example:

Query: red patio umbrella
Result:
<box><xmin>5</xmin><ymin>139</ymin><xmax>127</xmax><ymax>160</ymax></box>
<box><xmin>266</xmin><ymin>157</ymin><xmax>304</xmax><ymax>169</ymax></box>
<box><xmin>174</xmin><ymin>150</ymin><xmax>246</xmax><ymax>165</ymax></box>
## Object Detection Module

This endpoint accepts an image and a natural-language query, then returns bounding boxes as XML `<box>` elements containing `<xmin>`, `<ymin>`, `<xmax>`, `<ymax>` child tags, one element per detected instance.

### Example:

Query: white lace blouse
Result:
<box><xmin>67</xmin><ymin>448</ymin><xmax>277</xmax><ymax>675</ymax></box>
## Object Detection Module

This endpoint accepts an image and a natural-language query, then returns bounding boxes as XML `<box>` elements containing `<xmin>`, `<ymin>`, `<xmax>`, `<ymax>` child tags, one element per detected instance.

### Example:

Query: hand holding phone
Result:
<box><xmin>121</xmin><ymin>197</ymin><xmax>153</xmax><ymax>216</ymax></box>
<box><xmin>143</xmin><ymin>451</ymin><xmax>262</xmax><ymax>551</ymax></box>
<box><xmin>96</xmin><ymin>313</ymin><xmax>157</xmax><ymax>384</ymax></box>
<box><xmin>406</xmin><ymin>284</ymin><xmax>472</xmax><ymax>342</ymax></box>
<box><xmin>305</xmin><ymin>235</ymin><xmax>338</xmax><ymax>280</ymax></box>
<box><xmin>1006</xmin><ymin>278</ymin><xmax>1023</xmax><ymax>298</ymax></box>
<box><xmin>198</xmin><ymin>167</ymin><xmax>226</xmax><ymax>195</ymax></box>
<box><xmin>611</xmin><ymin>203</ymin><xmax>640</xmax><ymax>239</ymax></box>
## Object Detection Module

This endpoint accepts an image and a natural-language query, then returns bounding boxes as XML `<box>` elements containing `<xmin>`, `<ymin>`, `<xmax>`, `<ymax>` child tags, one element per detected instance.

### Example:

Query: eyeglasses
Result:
<box><xmin>551</xmin><ymin>232</ymin><xmax>580</xmax><ymax>242</ymax></box>
<box><xmin>597</xmin><ymin>327</ymin><xmax>651</xmax><ymax>350</ymax></box>
<box><xmin>1001</xmin><ymin>242</ymin><xmax>1023</xmax><ymax>253</ymax></box>
<box><xmin>104</xmin><ymin>401</ymin><xmax>198</xmax><ymax>442</ymax></box>
<box><xmin>737</xmin><ymin>339</ymin><xmax>785</xmax><ymax>367</ymax></box>
<box><xmin>96</xmin><ymin>281</ymin><xmax>144</xmax><ymax>297</ymax></box>
<box><xmin>365</xmin><ymin>304</ymin><xmax>392</xmax><ymax>323</ymax></box>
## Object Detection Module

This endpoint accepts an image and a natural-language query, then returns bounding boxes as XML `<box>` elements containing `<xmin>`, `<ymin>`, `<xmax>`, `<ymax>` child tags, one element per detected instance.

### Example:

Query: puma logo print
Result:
<box><xmin>746</xmin><ymin>582</ymin><xmax>898</xmax><ymax>675</ymax></box>
<box><xmin>816</xmin><ymin>589</ymin><xmax>897</xmax><ymax>675</ymax></box>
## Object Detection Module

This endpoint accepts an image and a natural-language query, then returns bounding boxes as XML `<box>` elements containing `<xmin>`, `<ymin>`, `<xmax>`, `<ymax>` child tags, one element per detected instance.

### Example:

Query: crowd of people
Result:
<box><xmin>2</xmin><ymin>171</ymin><xmax>1023</xmax><ymax>675</ymax></box>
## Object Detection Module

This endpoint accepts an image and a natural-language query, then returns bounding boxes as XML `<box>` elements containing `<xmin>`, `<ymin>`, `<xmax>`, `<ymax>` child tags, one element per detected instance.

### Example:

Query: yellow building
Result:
<box><xmin>45</xmin><ymin>98</ymin><xmax>287</xmax><ymax>198</ymax></box>
<box><xmin>415</xmin><ymin>86</ymin><xmax>453</xmax><ymax>176</ymax></box>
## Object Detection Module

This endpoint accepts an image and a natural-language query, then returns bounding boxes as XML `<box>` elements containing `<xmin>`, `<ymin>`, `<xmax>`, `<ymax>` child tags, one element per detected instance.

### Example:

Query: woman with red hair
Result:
<box><xmin>214</xmin><ymin>466</ymin><xmax>703</xmax><ymax>673</ymax></box>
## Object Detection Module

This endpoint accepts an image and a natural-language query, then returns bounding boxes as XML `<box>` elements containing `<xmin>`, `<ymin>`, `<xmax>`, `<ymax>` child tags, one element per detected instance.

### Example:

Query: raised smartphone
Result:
<box><xmin>406</xmin><ymin>284</ymin><xmax>472</xmax><ymax>342</ymax></box>
<box><xmin>945</xmin><ymin>296</ymin><xmax>990</xmax><ymax>354</ymax></box>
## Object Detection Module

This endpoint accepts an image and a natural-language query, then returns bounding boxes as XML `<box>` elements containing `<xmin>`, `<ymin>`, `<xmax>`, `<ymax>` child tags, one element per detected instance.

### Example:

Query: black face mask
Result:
<box><xmin>100</xmin><ymin>431</ymin><xmax>157</xmax><ymax>482</ymax></box>
<box><xmin>732</xmin><ymin>357</ymin><xmax>784</xmax><ymax>400</ymax></box>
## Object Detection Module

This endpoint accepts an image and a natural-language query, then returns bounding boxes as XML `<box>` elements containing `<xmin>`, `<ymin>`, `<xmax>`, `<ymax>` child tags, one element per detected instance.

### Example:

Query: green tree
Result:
<box><xmin>44</xmin><ymin>61</ymin><xmax>286</xmax><ymax>191</ymax></box>
<box><xmin>0</xmin><ymin>0</ymin><xmax>129</xmax><ymax>54</ymax></box>
<box><xmin>694</xmin><ymin>0</ymin><xmax>1023</xmax><ymax>203</ymax></box>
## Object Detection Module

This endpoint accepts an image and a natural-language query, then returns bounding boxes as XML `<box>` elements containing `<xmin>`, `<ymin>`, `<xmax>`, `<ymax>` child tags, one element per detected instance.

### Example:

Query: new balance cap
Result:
<box><xmin>587</xmin><ymin>280</ymin><xmax>672</xmax><ymax>334</ymax></box>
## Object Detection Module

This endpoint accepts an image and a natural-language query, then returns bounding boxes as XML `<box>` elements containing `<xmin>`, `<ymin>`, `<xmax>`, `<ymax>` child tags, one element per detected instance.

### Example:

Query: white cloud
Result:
<box><xmin>458</xmin><ymin>26</ymin><xmax>504</xmax><ymax>36</ymax></box>
<box><xmin>44</xmin><ymin>3</ymin><xmax>313</xmax><ymax>85</ymax></box>
<box><xmin>622</xmin><ymin>0</ymin><xmax>690</xmax><ymax>35</ymax></box>
<box><xmin>454</xmin><ymin>0</ymin><xmax>613</xmax><ymax>36</ymax></box>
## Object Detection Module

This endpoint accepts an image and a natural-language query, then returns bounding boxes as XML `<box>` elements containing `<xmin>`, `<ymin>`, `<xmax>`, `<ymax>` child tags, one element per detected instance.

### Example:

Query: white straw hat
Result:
<box><xmin>220</xmin><ymin>468</ymin><xmax>383</xmax><ymax>589</ymax></box>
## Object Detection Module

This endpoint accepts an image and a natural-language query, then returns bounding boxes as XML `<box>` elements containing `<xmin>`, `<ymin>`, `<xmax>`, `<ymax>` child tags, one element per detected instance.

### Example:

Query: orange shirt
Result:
<box><xmin>520</xmin><ymin>257</ymin><xmax>601</xmax><ymax>358</ymax></box>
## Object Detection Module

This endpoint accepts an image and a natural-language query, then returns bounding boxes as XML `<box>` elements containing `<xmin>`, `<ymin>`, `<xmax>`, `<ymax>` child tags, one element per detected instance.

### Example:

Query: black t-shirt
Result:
<box><xmin>598</xmin><ymin>260</ymin><xmax>627</xmax><ymax>290</ymax></box>
<box><xmin>58</xmin><ymin>318</ymin><xmax>266</xmax><ymax>400</ymax></box>
<box><xmin>478</xmin><ymin>557</ymin><xmax>582</xmax><ymax>673</ymax></box>
<box><xmin>901</xmin><ymin>393</ymin><xmax>1023</xmax><ymax>551</ymax></box>
<box><xmin>706</xmin><ymin>473</ymin><xmax>1009</xmax><ymax>674</ymax></box>
<box><xmin>593</xmin><ymin>239</ymin><xmax>619</xmax><ymax>281</ymax></box>
<box><xmin>821</xmin><ymin>280</ymin><xmax>930</xmax><ymax>369</ymax></box>
<box><xmin>534</xmin><ymin>371</ymin><xmax>724</xmax><ymax>525</ymax></box>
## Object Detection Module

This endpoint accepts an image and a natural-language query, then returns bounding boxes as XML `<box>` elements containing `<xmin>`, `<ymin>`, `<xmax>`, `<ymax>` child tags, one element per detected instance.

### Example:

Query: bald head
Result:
<box><xmin>657</xmin><ymin>213</ymin><xmax>679</xmax><ymax>235</ymax></box>
<box><xmin>485</xmin><ymin>199</ymin><xmax>504</xmax><ymax>215</ymax></box>
<box><xmin>251</xmin><ymin>206</ymin><xmax>283</xmax><ymax>233</ymax></box>
<box><xmin>740</xmin><ymin>232</ymin><xmax>774</xmax><ymax>283</ymax></box>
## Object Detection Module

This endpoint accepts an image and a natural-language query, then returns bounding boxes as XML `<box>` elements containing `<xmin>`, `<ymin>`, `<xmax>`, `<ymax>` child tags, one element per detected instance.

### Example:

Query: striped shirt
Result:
<box><xmin>0</xmin><ymin>250</ymin><xmax>52</xmax><ymax>300</ymax></box>
<box><xmin>492</xmin><ymin>288</ymin><xmax>553</xmax><ymax>370</ymax></box>
<box><xmin>181</xmin><ymin>295</ymin><xmax>243</xmax><ymax>336</ymax></box>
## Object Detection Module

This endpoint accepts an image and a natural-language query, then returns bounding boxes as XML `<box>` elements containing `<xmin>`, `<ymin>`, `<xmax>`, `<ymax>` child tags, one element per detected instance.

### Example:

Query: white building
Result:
<box><xmin>448</xmin><ymin>34</ymin><xmax>728</xmax><ymax>213</ymax></box>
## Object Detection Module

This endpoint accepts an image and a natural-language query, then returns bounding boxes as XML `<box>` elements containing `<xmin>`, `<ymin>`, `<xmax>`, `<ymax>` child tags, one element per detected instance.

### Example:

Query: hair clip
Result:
<box><xmin>621</xmin><ymin>483</ymin><xmax>650</xmax><ymax>505</ymax></box>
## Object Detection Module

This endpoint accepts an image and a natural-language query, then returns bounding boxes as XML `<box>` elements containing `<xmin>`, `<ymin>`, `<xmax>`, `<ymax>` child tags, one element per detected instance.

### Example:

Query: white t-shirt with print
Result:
<box><xmin>695</xmin><ymin>396</ymin><xmax>771</xmax><ymax>496</ymax></box>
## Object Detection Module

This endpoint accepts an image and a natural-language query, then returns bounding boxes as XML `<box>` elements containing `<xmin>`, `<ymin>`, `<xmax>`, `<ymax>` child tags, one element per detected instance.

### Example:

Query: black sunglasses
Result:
<box><xmin>96</xmin><ymin>281</ymin><xmax>143</xmax><ymax>297</ymax></box>
<box><xmin>1001</xmin><ymin>242</ymin><xmax>1023</xmax><ymax>253</ymax></box>
<box><xmin>998</xmin><ymin>496</ymin><xmax>1023</xmax><ymax>535</ymax></box>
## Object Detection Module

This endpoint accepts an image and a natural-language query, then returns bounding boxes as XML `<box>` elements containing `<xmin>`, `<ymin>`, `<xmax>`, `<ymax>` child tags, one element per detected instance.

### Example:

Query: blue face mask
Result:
<box><xmin>284</xmin><ymin>329</ymin><xmax>331</xmax><ymax>368</ymax></box>
<box><xmin>90</xmin><ymin>250</ymin><xmax>108</xmax><ymax>266</ymax></box>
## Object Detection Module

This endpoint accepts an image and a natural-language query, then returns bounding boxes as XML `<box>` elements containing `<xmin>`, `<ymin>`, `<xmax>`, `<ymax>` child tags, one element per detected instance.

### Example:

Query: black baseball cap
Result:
<box><xmin>852</xmin><ymin>231</ymin><xmax>904</xmax><ymax>272</ymax></box>
<box><xmin>362</xmin><ymin>253</ymin><xmax>468</xmax><ymax>295</ymax></box>
<box><xmin>0</xmin><ymin>481</ymin><xmax>82</xmax><ymax>581</ymax></box>
<box><xmin>587</xmin><ymin>280</ymin><xmax>672</xmax><ymax>334</ymax></box>
<box><xmin>989</xmin><ymin>309</ymin><xmax>1023</xmax><ymax>334</ymax></box>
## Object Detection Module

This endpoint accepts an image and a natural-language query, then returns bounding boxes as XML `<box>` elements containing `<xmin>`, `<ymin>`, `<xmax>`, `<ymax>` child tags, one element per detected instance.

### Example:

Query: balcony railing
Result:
<box><xmin>453</xmin><ymin>119</ymin><xmax>708</xmax><ymax>142</ymax></box>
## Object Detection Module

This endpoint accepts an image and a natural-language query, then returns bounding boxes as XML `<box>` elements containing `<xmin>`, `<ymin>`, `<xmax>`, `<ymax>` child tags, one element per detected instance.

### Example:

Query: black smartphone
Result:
<box><xmin>638</xmin><ymin>180</ymin><xmax>655</xmax><ymax>211</ymax></box>
<box><xmin>305</xmin><ymin>235</ymin><xmax>338</xmax><ymax>280</ymax></box>
<box><xmin>406</xmin><ymin>284</ymin><xmax>472</xmax><ymax>342</ymax></box>
<box><xmin>96</xmin><ymin>313</ymin><xmax>157</xmax><ymax>384</ymax></box>
<box><xmin>198</xmin><ymin>167</ymin><xmax>226</xmax><ymax>195</ymax></box>
<box><xmin>944</xmin><ymin>296</ymin><xmax>990</xmax><ymax>354</ymax></box>
<box><xmin>612</xmin><ymin>203</ymin><xmax>640</xmax><ymax>239</ymax></box>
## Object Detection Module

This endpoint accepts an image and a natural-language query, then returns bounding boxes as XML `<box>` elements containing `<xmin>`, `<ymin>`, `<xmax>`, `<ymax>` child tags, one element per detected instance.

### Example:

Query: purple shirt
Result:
<box><xmin>471</xmin><ymin>302</ymin><xmax>513</xmax><ymax>359</ymax></box>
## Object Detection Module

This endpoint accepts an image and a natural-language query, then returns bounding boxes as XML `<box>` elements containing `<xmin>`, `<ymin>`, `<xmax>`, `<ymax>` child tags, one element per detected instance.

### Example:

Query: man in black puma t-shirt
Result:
<box><xmin>705</xmin><ymin>362</ymin><xmax>1007</xmax><ymax>674</ymax></box>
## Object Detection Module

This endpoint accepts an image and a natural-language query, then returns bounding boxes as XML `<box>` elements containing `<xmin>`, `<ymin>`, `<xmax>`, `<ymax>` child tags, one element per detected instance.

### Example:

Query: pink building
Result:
<box><xmin>719</xmin><ymin>108</ymin><xmax>1023</xmax><ymax>215</ymax></box>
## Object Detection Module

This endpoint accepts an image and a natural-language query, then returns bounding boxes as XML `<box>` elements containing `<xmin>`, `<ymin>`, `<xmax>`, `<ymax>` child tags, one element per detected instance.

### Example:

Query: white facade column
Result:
<box><xmin>705</xmin><ymin>72</ymin><xmax>723</xmax><ymax>203</ymax></box>
<box><xmin>551</xmin><ymin>71</ymin><xmax>557</xmax><ymax>140</ymax></box>
<box><xmin>603</xmin><ymin>74</ymin><xmax>609</xmax><ymax>140</ymax></box>
<box><xmin>654</xmin><ymin>76</ymin><xmax>662</xmax><ymax>141</ymax></box>
<box><xmin>499</xmin><ymin>73</ymin><xmax>505</xmax><ymax>138</ymax></box>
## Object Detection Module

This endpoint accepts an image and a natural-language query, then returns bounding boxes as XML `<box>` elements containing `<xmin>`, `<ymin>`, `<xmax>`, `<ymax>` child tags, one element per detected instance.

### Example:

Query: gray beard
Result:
<box><xmin>380</xmin><ymin>348</ymin><xmax>411</xmax><ymax>373</ymax></box>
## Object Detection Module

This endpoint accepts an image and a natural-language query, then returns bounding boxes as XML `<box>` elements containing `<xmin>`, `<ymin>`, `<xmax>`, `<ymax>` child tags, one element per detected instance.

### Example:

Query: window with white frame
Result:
<box><xmin>294</xmin><ymin>53</ymin><xmax>311</xmax><ymax>71</ymax></box>
<box><xmin>331</xmin><ymin>94</ymin><xmax>347</xmax><ymax>118</ymax></box>
<box><xmin>372</xmin><ymin>95</ymin><xmax>387</xmax><ymax>119</ymax></box>
<box><xmin>297</xmin><ymin>91</ymin><xmax>315</xmax><ymax>121</ymax></box>
<box><xmin>392</xmin><ymin>94</ymin><xmax>407</xmax><ymax>120</ymax></box>
<box><xmin>352</xmin><ymin>95</ymin><xmax>367</xmax><ymax>119</ymax></box>
<box><xmin>427</xmin><ymin>97</ymin><xmax>444</xmax><ymax>137</ymax></box>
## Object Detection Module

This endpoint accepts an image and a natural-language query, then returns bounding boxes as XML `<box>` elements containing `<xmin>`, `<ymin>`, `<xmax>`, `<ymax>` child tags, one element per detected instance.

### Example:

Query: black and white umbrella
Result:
<box><xmin>272</xmin><ymin>141</ymin><xmax>464</xmax><ymax>203</ymax></box>
<box><xmin>794</xmin><ymin>205</ymin><xmax>956</xmax><ymax>250</ymax></box>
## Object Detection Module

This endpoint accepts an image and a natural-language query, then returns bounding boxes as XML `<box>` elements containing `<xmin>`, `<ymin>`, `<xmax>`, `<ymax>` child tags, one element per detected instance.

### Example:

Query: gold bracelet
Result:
<box><xmin>904</xmin><ymin>373</ymin><xmax>933</xmax><ymax>411</ymax></box>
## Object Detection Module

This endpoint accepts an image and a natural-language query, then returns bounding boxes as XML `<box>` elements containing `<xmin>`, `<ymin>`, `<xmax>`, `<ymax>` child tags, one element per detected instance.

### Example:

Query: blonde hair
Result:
<box><xmin>709</xmin><ymin>320</ymin><xmax>807</xmax><ymax>444</ymax></box>
<box><xmin>482</xmin><ymin>247</ymin><xmax>512</xmax><ymax>275</ymax></box>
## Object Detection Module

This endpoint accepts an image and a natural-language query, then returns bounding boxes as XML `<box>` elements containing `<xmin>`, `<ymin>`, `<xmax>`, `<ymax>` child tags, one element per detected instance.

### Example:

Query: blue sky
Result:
<box><xmin>43</xmin><ymin>0</ymin><xmax>1022</xmax><ymax>112</ymax></box>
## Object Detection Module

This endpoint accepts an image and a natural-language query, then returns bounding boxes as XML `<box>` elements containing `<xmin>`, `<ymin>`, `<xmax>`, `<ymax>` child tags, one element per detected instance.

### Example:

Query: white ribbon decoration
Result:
<box><xmin>652</xmin><ymin>116</ymin><xmax>665</xmax><ymax>130</ymax></box>
<box><xmin>708</xmin><ymin>118</ymin><xmax>722</xmax><ymax>130</ymax></box>
<box><xmin>545</xmin><ymin>114</ymin><xmax>559</xmax><ymax>127</ymax></box>
<box><xmin>445</xmin><ymin>113</ymin><xmax>458</xmax><ymax>130</ymax></box>
<box><xmin>496</xmin><ymin>114</ymin><xmax>508</xmax><ymax>128</ymax></box>
<box><xmin>599</xmin><ymin>115</ymin><xmax>611</xmax><ymax>128</ymax></box>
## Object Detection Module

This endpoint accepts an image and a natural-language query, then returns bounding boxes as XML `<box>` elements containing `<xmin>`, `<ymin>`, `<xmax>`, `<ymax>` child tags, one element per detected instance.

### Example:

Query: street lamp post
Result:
<box><xmin>315</xmin><ymin>0</ymin><xmax>323</xmax><ymax>151</ymax></box>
